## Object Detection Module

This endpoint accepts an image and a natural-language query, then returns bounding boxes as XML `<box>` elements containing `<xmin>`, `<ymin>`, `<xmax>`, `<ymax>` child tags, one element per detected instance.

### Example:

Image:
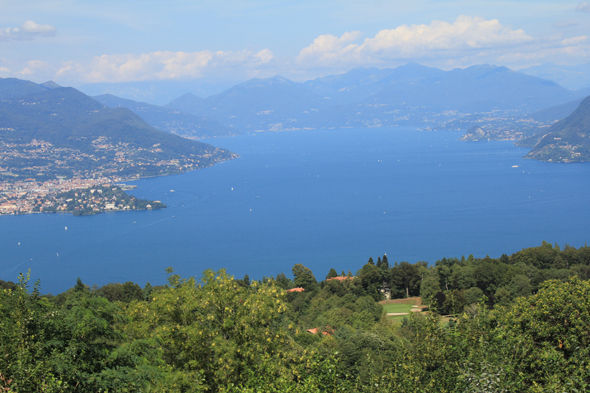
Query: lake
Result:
<box><xmin>2</xmin><ymin>127</ymin><xmax>590</xmax><ymax>294</ymax></box>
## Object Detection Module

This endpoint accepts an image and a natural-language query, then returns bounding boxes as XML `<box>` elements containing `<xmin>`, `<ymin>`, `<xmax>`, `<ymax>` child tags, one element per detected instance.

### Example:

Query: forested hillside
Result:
<box><xmin>0</xmin><ymin>78</ymin><xmax>236</xmax><ymax>183</ymax></box>
<box><xmin>1</xmin><ymin>241</ymin><xmax>590</xmax><ymax>392</ymax></box>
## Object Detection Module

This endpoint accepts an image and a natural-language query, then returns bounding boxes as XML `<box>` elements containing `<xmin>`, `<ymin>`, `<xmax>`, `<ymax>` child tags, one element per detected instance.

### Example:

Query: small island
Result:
<box><xmin>33</xmin><ymin>185</ymin><xmax>166</xmax><ymax>216</ymax></box>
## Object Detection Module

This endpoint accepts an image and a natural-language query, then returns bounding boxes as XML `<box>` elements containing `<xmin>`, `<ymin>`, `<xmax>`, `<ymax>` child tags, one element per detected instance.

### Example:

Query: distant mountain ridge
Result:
<box><xmin>521</xmin><ymin>62</ymin><xmax>590</xmax><ymax>90</ymax></box>
<box><xmin>165</xmin><ymin>64</ymin><xmax>589</xmax><ymax>132</ymax></box>
<box><xmin>93</xmin><ymin>94</ymin><xmax>239</xmax><ymax>139</ymax></box>
<box><xmin>0</xmin><ymin>77</ymin><xmax>50</xmax><ymax>99</ymax></box>
<box><xmin>166</xmin><ymin>75</ymin><xmax>334</xmax><ymax>131</ymax></box>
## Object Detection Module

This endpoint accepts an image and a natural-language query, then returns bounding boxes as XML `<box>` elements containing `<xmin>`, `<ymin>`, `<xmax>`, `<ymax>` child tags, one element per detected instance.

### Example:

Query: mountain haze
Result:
<box><xmin>165</xmin><ymin>64</ymin><xmax>589</xmax><ymax>132</ymax></box>
<box><xmin>167</xmin><ymin>76</ymin><xmax>334</xmax><ymax>131</ymax></box>
<box><xmin>94</xmin><ymin>94</ymin><xmax>238</xmax><ymax>139</ymax></box>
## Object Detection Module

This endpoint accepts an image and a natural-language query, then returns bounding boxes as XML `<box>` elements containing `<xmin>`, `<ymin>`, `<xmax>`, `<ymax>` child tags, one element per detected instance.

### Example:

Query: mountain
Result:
<box><xmin>78</xmin><ymin>79</ymin><xmax>241</xmax><ymax>106</ymax></box>
<box><xmin>304</xmin><ymin>63</ymin><xmax>446</xmax><ymax>104</ymax></box>
<box><xmin>0</xmin><ymin>79</ymin><xmax>236</xmax><ymax>182</ymax></box>
<box><xmin>520</xmin><ymin>63</ymin><xmax>590</xmax><ymax>90</ymax></box>
<box><xmin>529</xmin><ymin>98</ymin><xmax>584</xmax><ymax>123</ymax></box>
<box><xmin>365</xmin><ymin>64</ymin><xmax>579</xmax><ymax>112</ymax></box>
<box><xmin>0</xmin><ymin>77</ymin><xmax>49</xmax><ymax>99</ymax></box>
<box><xmin>40</xmin><ymin>81</ymin><xmax>61</xmax><ymax>89</ymax></box>
<box><xmin>167</xmin><ymin>75</ymin><xmax>333</xmax><ymax>131</ymax></box>
<box><xmin>94</xmin><ymin>94</ymin><xmax>238</xmax><ymax>139</ymax></box>
<box><xmin>165</xmin><ymin>64</ymin><xmax>589</xmax><ymax>132</ymax></box>
<box><xmin>165</xmin><ymin>93</ymin><xmax>206</xmax><ymax>114</ymax></box>
<box><xmin>524</xmin><ymin>95</ymin><xmax>590</xmax><ymax>162</ymax></box>
<box><xmin>303</xmin><ymin>66</ymin><xmax>397</xmax><ymax>104</ymax></box>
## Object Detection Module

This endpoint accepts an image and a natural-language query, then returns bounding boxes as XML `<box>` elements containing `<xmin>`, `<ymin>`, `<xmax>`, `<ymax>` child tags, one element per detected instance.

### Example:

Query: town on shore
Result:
<box><xmin>0</xmin><ymin>177</ymin><xmax>164</xmax><ymax>215</ymax></box>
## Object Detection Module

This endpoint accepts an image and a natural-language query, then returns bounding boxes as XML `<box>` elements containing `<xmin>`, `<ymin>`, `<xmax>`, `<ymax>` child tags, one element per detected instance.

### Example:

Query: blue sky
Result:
<box><xmin>1</xmin><ymin>0</ymin><xmax>590</xmax><ymax>86</ymax></box>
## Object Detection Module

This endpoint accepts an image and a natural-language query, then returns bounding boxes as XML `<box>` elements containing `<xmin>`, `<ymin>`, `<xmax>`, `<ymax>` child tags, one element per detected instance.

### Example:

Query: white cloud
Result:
<box><xmin>55</xmin><ymin>48</ymin><xmax>275</xmax><ymax>83</ymax></box>
<box><xmin>576</xmin><ymin>2</ymin><xmax>590</xmax><ymax>12</ymax></box>
<box><xmin>553</xmin><ymin>20</ymin><xmax>579</xmax><ymax>28</ymax></box>
<box><xmin>0</xmin><ymin>21</ymin><xmax>56</xmax><ymax>41</ymax></box>
<box><xmin>298</xmin><ymin>31</ymin><xmax>361</xmax><ymax>65</ymax></box>
<box><xmin>298</xmin><ymin>16</ymin><xmax>533</xmax><ymax>67</ymax></box>
<box><xmin>294</xmin><ymin>16</ymin><xmax>590</xmax><ymax>73</ymax></box>
<box><xmin>19</xmin><ymin>60</ymin><xmax>49</xmax><ymax>76</ymax></box>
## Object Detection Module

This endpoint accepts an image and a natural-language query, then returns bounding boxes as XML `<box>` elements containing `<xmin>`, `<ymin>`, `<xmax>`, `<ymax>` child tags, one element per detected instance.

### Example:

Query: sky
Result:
<box><xmin>2</xmin><ymin>0</ymin><xmax>590</xmax><ymax>89</ymax></box>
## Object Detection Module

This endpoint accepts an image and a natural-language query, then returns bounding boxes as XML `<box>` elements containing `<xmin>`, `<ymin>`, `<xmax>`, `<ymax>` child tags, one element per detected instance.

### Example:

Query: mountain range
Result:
<box><xmin>521</xmin><ymin>62</ymin><xmax>590</xmax><ymax>91</ymax></box>
<box><xmin>163</xmin><ymin>64</ymin><xmax>590</xmax><ymax>132</ymax></box>
<box><xmin>93</xmin><ymin>94</ymin><xmax>239</xmax><ymax>139</ymax></box>
<box><xmin>3</xmin><ymin>61</ymin><xmax>590</xmax><ymax>169</ymax></box>
<box><xmin>0</xmin><ymin>77</ymin><xmax>235</xmax><ymax>182</ymax></box>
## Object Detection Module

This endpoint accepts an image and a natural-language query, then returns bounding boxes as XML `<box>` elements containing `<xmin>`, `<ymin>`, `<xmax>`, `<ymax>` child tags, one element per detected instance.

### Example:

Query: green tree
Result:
<box><xmin>420</xmin><ymin>273</ymin><xmax>441</xmax><ymax>307</ymax></box>
<box><xmin>143</xmin><ymin>281</ymin><xmax>153</xmax><ymax>301</ymax></box>
<box><xmin>390</xmin><ymin>262</ymin><xmax>421</xmax><ymax>298</ymax></box>
<box><xmin>491</xmin><ymin>277</ymin><xmax>590</xmax><ymax>390</ymax></box>
<box><xmin>464</xmin><ymin>287</ymin><xmax>484</xmax><ymax>305</ymax></box>
<box><xmin>326</xmin><ymin>268</ymin><xmax>338</xmax><ymax>280</ymax></box>
<box><xmin>274</xmin><ymin>272</ymin><xmax>292</xmax><ymax>289</ymax></box>
<box><xmin>123</xmin><ymin>269</ymin><xmax>295</xmax><ymax>390</ymax></box>
<box><xmin>292</xmin><ymin>264</ymin><xmax>317</xmax><ymax>290</ymax></box>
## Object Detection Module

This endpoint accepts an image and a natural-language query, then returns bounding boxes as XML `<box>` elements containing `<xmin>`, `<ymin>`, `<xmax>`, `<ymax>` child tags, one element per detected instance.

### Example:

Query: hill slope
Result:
<box><xmin>0</xmin><ymin>77</ymin><xmax>50</xmax><ymax>99</ymax></box>
<box><xmin>524</xmin><ymin>95</ymin><xmax>590</xmax><ymax>162</ymax></box>
<box><xmin>94</xmin><ymin>94</ymin><xmax>239</xmax><ymax>139</ymax></box>
<box><xmin>0</xmin><ymin>81</ymin><xmax>236</xmax><ymax>182</ymax></box>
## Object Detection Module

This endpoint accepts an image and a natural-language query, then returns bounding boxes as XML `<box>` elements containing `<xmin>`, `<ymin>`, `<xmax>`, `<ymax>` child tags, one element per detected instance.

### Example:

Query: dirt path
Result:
<box><xmin>387</xmin><ymin>309</ymin><xmax>422</xmax><ymax>316</ymax></box>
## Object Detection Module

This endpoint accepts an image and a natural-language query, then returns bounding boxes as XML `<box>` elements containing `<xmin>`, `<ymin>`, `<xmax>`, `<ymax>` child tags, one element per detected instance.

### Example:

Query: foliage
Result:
<box><xmin>3</xmin><ymin>242</ymin><xmax>590</xmax><ymax>391</ymax></box>
<box><xmin>122</xmin><ymin>268</ymin><xmax>296</xmax><ymax>391</ymax></box>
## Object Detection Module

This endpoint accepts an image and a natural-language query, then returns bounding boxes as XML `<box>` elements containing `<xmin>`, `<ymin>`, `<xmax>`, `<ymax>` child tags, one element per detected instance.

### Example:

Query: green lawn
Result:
<box><xmin>382</xmin><ymin>303</ymin><xmax>413</xmax><ymax>314</ymax></box>
<box><xmin>388</xmin><ymin>315</ymin><xmax>411</xmax><ymax>324</ymax></box>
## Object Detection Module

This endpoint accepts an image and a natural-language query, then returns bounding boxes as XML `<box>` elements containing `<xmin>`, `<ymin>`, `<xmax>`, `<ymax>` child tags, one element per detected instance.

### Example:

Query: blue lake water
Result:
<box><xmin>2</xmin><ymin>128</ymin><xmax>590</xmax><ymax>294</ymax></box>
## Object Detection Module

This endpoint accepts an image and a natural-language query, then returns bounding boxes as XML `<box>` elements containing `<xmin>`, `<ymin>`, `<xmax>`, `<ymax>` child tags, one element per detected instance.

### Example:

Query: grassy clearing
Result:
<box><xmin>380</xmin><ymin>297</ymin><xmax>421</xmax><ymax>306</ymax></box>
<box><xmin>380</xmin><ymin>297</ymin><xmax>428</xmax><ymax>323</ymax></box>
<box><xmin>381</xmin><ymin>303</ymin><xmax>413</xmax><ymax>314</ymax></box>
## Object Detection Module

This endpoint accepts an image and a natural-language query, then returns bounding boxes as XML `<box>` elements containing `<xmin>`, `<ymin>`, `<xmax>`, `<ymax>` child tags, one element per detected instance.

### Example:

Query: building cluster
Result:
<box><xmin>0</xmin><ymin>177</ymin><xmax>116</xmax><ymax>214</ymax></box>
<box><xmin>0</xmin><ymin>136</ymin><xmax>207</xmax><ymax>215</ymax></box>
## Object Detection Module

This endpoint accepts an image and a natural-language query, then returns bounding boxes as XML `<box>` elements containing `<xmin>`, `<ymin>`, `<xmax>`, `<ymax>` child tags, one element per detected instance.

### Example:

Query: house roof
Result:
<box><xmin>326</xmin><ymin>276</ymin><xmax>355</xmax><ymax>281</ymax></box>
<box><xmin>307</xmin><ymin>326</ymin><xmax>333</xmax><ymax>336</ymax></box>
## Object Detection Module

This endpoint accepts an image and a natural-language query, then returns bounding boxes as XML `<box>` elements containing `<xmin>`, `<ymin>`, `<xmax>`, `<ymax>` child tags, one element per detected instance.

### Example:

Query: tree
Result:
<box><xmin>143</xmin><ymin>281</ymin><xmax>153</xmax><ymax>301</ymax></box>
<box><xmin>123</xmin><ymin>269</ymin><xmax>294</xmax><ymax>390</ymax></box>
<box><xmin>491</xmin><ymin>277</ymin><xmax>590</xmax><ymax>389</ymax></box>
<box><xmin>95</xmin><ymin>281</ymin><xmax>143</xmax><ymax>303</ymax></box>
<box><xmin>473</xmin><ymin>257</ymin><xmax>505</xmax><ymax>295</ymax></box>
<box><xmin>326</xmin><ymin>268</ymin><xmax>338</xmax><ymax>280</ymax></box>
<box><xmin>390</xmin><ymin>262</ymin><xmax>421</xmax><ymax>298</ymax></box>
<box><xmin>357</xmin><ymin>262</ymin><xmax>382</xmax><ymax>300</ymax></box>
<box><xmin>464</xmin><ymin>287</ymin><xmax>484</xmax><ymax>305</ymax></box>
<box><xmin>292</xmin><ymin>264</ymin><xmax>317</xmax><ymax>290</ymax></box>
<box><xmin>274</xmin><ymin>272</ymin><xmax>292</xmax><ymax>289</ymax></box>
<box><xmin>420</xmin><ymin>273</ymin><xmax>441</xmax><ymax>306</ymax></box>
<box><xmin>382</xmin><ymin>254</ymin><xmax>389</xmax><ymax>269</ymax></box>
<box><xmin>74</xmin><ymin>277</ymin><xmax>86</xmax><ymax>292</ymax></box>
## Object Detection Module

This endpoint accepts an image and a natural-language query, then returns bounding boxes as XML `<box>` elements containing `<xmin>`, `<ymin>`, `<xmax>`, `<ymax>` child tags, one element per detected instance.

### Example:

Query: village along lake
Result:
<box><xmin>2</xmin><ymin>127</ymin><xmax>590</xmax><ymax>294</ymax></box>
